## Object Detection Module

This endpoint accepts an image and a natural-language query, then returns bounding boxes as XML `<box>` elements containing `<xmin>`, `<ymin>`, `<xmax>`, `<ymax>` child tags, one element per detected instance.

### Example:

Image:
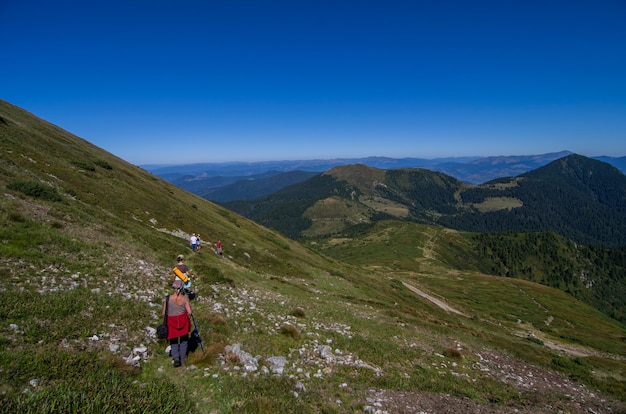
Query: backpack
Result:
<box><xmin>173</xmin><ymin>266</ymin><xmax>190</xmax><ymax>283</ymax></box>
<box><xmin>156</xmin><ymin>295</ymin><xmax>170</xmax><ymax>339</ymax></box>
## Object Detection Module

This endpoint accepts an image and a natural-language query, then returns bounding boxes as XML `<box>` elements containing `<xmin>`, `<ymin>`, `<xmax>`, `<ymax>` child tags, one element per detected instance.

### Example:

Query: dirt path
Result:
<box><xmin>420</xmin><ymin>229</ymin><xmax>438</xmax><ymax>261</ymax></box>
<box><xmin>402</xmin><ymin>281</ymin><xmax>467</xmax><ymax>316</ymax></box>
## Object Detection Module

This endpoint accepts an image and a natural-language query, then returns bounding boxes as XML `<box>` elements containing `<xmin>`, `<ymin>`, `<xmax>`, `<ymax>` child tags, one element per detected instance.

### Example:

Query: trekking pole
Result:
<box><xmin>190</xmin><ymin>313</ymin><xmax>205</xmax><ymax>354</ymax></box>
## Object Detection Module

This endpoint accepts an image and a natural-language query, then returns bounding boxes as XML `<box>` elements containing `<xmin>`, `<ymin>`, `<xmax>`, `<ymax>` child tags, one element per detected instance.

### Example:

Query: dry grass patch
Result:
<box><xmin>279</xmin><ymin>323</ymin><xmax>301</xmax><ymax>340</ymax></box>
<box><xmin>290</xmin><ymin>306</ymin><xmax>306</xmax><ymax>318</ymax></box>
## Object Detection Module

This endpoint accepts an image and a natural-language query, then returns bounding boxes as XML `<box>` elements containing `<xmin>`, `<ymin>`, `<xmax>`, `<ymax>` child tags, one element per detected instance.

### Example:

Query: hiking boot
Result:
<box><xmin>173</xmin><ymin>358</ymin><xmax>181</xmax><ymax>367</ymax></box>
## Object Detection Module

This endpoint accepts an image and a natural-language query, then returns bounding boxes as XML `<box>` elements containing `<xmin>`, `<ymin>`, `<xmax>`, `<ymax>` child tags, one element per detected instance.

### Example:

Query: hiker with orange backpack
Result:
<box><xmin>173</xmin><ymin>254</ymin><xmax>196</xmax><ymax>298</ymax></box>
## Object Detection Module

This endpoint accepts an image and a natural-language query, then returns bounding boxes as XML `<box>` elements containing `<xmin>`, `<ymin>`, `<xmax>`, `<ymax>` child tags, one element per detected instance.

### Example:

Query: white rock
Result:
<box><xmin>133</xmin><ymin>345</ymin><xmax>147</xmax><ymax>354</ymax></box>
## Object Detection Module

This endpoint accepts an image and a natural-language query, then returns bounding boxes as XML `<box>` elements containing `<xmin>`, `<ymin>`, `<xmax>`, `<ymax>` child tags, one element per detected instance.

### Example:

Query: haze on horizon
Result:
<box><xmin>1</xmin><ymin>1</ymin><xmax>625</xmax><ymax>165</ymax></box>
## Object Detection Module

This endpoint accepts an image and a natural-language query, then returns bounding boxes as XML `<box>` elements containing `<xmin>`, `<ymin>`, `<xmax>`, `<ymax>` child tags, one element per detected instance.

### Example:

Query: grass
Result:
<box><xmin>0</xmin><ymin>350</ymin><xmax>194</xmax><ymax>414</ymax></box>
<box><xmin>472</xmin><ymin>196</ymin><xmax>523</xmax><ymax>212</ymax></box>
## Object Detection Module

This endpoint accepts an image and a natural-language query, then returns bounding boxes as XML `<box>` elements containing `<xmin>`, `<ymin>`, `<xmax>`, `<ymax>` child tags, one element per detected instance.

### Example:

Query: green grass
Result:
<box><xmin>0</xmin><ymin>350</ymin><xmax>193</xmax><ymax>414</ymax></box>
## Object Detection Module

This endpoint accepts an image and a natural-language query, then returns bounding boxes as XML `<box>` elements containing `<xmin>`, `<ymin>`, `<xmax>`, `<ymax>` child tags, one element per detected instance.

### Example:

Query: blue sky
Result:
<box><xmin>1</xmin><ymin>1</ymin><xmax>625</xmax><ymax>165</ymax></box>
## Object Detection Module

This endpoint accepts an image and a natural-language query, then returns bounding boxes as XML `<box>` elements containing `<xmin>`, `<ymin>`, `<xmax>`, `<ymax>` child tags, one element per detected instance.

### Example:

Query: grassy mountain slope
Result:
<box><xmin>308</xmin><ymin>220</ymin><xmax>626</xmax><ymax>323</ymax></box>
<box><xmin>223</xmin><ymin>164</ymin><xmax>468</xmax><ymax>239</ymax></box>
<box><xmin>1</xmin><ymin>99</ymin><xmax>625</xmax><ymax>413</ymax></box>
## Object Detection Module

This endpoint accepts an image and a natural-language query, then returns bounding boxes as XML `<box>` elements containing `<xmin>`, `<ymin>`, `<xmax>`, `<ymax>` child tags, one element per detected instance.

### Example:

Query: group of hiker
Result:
<box><xmin>161</xmin><ymin>232</ymin><xmax>224</xmax><ymax>367</ymax></box>
<box><xmin>189</xmin><ymin>233</ymin><xmax>201</xmax><ymax>252</ymax></box>
<box><xmin>189</xmin><ymin>232</ymin><xmax>223</xmax><ymax>256</ymax></box>
<box><xmin>161</xmin><ymin>254</ymin><xmax>196</xmax><ymax>367</ymax></box>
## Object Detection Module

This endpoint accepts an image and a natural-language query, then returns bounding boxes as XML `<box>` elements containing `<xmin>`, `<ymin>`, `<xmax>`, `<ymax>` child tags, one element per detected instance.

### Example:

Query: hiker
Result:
<box><xmin>189</xmin><ymin>233</ymin><xmax>198</xmax><ymax>252</ymax></box>
<box><xmin>174</xmin><ymin>254</ymin><xmax>194</xmax><ymax>284</ymax></box>
<box><xmin>216</xmin><ymin>239</ymin><xmax>223</xmax><ymax>256</ymax></box>
<box><xmin>163</xmin><ymin>280</ymin><xmax>193</xmax><ymax>367</ymax></box>
<box><xmin>196</xmin><ymin>234</ymin><xmax>202</xmax><ymax>250</ymax></box>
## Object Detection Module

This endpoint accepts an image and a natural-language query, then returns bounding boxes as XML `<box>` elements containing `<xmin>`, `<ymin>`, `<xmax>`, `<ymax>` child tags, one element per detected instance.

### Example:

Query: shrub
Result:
<box><xmin>71</xmin><ymin>161</ymin><xmax>95</xmax><ymax>171</ymax></box>
<box><xmin>525</xmin><ymin>336</ymin><xmax>544</xmax><ymax>346</ymax></box>
<box><xmin>50</xmin><ymin>221</ymin><xmax>64</xmax><ymax>229</ymax></box>
<box><xmin>290</xmin><ymin>307</ymin><xmax>306</xmax><ymax>318</ymax></box>
<box><xmin>443</xmin><ymin>348</ymin><xmax>462</xmax><ymax>359</ymax></box>
<box><xmin>94</xmin><ymin>160</ymin><xmax>112</xmax><ymax>170</ymax></box>
<box><xmin>7</xmin><ymin>179</ymin><xmax>63</xmax><ymax>202</ymax></box>
<box><xmin>279</xmin><ymin>323</ymin><xmax>301</xmax><ymax>340</ymax></box>
<box><xmin>8</xmin><ymin>212</ymin><xmax>27</xmax><ymax>222</ymax></box>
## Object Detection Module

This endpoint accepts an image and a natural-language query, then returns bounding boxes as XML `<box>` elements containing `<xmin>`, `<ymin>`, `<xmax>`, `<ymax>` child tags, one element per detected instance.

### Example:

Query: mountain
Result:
<box><xmin>195</xmin><ymin>170</ymin><xmax>317</xmax><ymax>202</ymax></box>
<box><xmin>146</xmin><ymin>157</ymin><xmax>482</xmax><ymax>202</ymax></box>
<box><xmin>164</xmin><ymin>170</ymin><xmax>318</xmax><ymax>203</ymax></box>
<box><xmin>143</xmin><ymin>155</ymin><xmax>481</xmax><ymax>182</ymax></box>
<box><xmin>430</xmin><ymin>151</ymin><xmax>574</xmax><ymax>184</ymax></box>
<box><xmin>223</xmin><ymin>159</ymin><xmax>626</xmax><ymax>321</ymax></box>
<box><xmin>443</xmin><ymin>154</ymin><xmax>626</xmax><ymax>245</ymax></box>
<box><xmin>595</xmin><ymin>155</ymin><xmax>626</xmax><ymax>173</ymax></box>
<box><xmin>145</xmin><ymin>151</ymin><xmax>626</xmax><ymax>203</ymax></box>
<box><xmin>223</xmin><ymin>155</ymin><xmax>626</xmax><ymax>246</ymax></box>
<box><xmin>1</xmin><ymin>99</ymin><xmax>625</xmax><ymax>413</ymax></box>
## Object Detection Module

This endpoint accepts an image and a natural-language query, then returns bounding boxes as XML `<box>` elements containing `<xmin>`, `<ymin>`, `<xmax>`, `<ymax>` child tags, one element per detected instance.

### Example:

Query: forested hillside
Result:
<box><xmin>224</xmin><ymin>156</ymin><xmax>626</xmax><ymax>246</ymax></box>
<box><xmin>473</xmin><ymin>232</ymin><xmax>626</xmax><ymax>323</ymax></box>
<box><xmin>444</xmin><ymin>154</ymin><xmax>626</xmax><ymax>245</ymax></box>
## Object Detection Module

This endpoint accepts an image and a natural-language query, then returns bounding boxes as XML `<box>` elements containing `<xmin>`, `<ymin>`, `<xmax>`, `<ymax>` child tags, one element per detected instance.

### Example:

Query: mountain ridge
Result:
<box><xmin>223</xmin><ymin>155</ymin><xmax>626</xmax><ymax>246</ymax></box>
<box><xmin>146</xmin><ymin>151</ymin><xmax>626</xmax><ymax>203</ymax></box>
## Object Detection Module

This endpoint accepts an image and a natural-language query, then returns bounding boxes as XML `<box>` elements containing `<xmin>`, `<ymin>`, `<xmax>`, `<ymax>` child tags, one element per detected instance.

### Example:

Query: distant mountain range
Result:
<box><xmin>144</xmin><ymin>151</ymin><xmax>626</xmax><ymax>202</ymax></box>
<box><xmin>222</xmin><ymin>154</ymin><xmax>626</xmax><ymax>247</ymax></box>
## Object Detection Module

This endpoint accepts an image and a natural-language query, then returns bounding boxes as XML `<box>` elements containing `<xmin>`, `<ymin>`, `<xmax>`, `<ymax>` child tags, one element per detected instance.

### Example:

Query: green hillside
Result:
<box><xmin>1</xmin><ymin>99</ymin><xmax>625</xmax><ymax>413</ymax></box>
<box><xmin>224</xmin><ymin>159</ymin><xmax>626</xmax><ymax>324</ymax></box>
<box><xmin>309</xmin><ymin>220</ymin><xmax>626</xmax><ymax>323</ymax></box>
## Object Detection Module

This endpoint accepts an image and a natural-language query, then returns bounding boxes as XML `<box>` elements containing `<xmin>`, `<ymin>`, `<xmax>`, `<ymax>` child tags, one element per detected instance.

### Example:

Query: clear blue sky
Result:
<box><xmin>1</xmin><ymin>0</ymin><xmax>625</xmax><ymax>165</ymax></box>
